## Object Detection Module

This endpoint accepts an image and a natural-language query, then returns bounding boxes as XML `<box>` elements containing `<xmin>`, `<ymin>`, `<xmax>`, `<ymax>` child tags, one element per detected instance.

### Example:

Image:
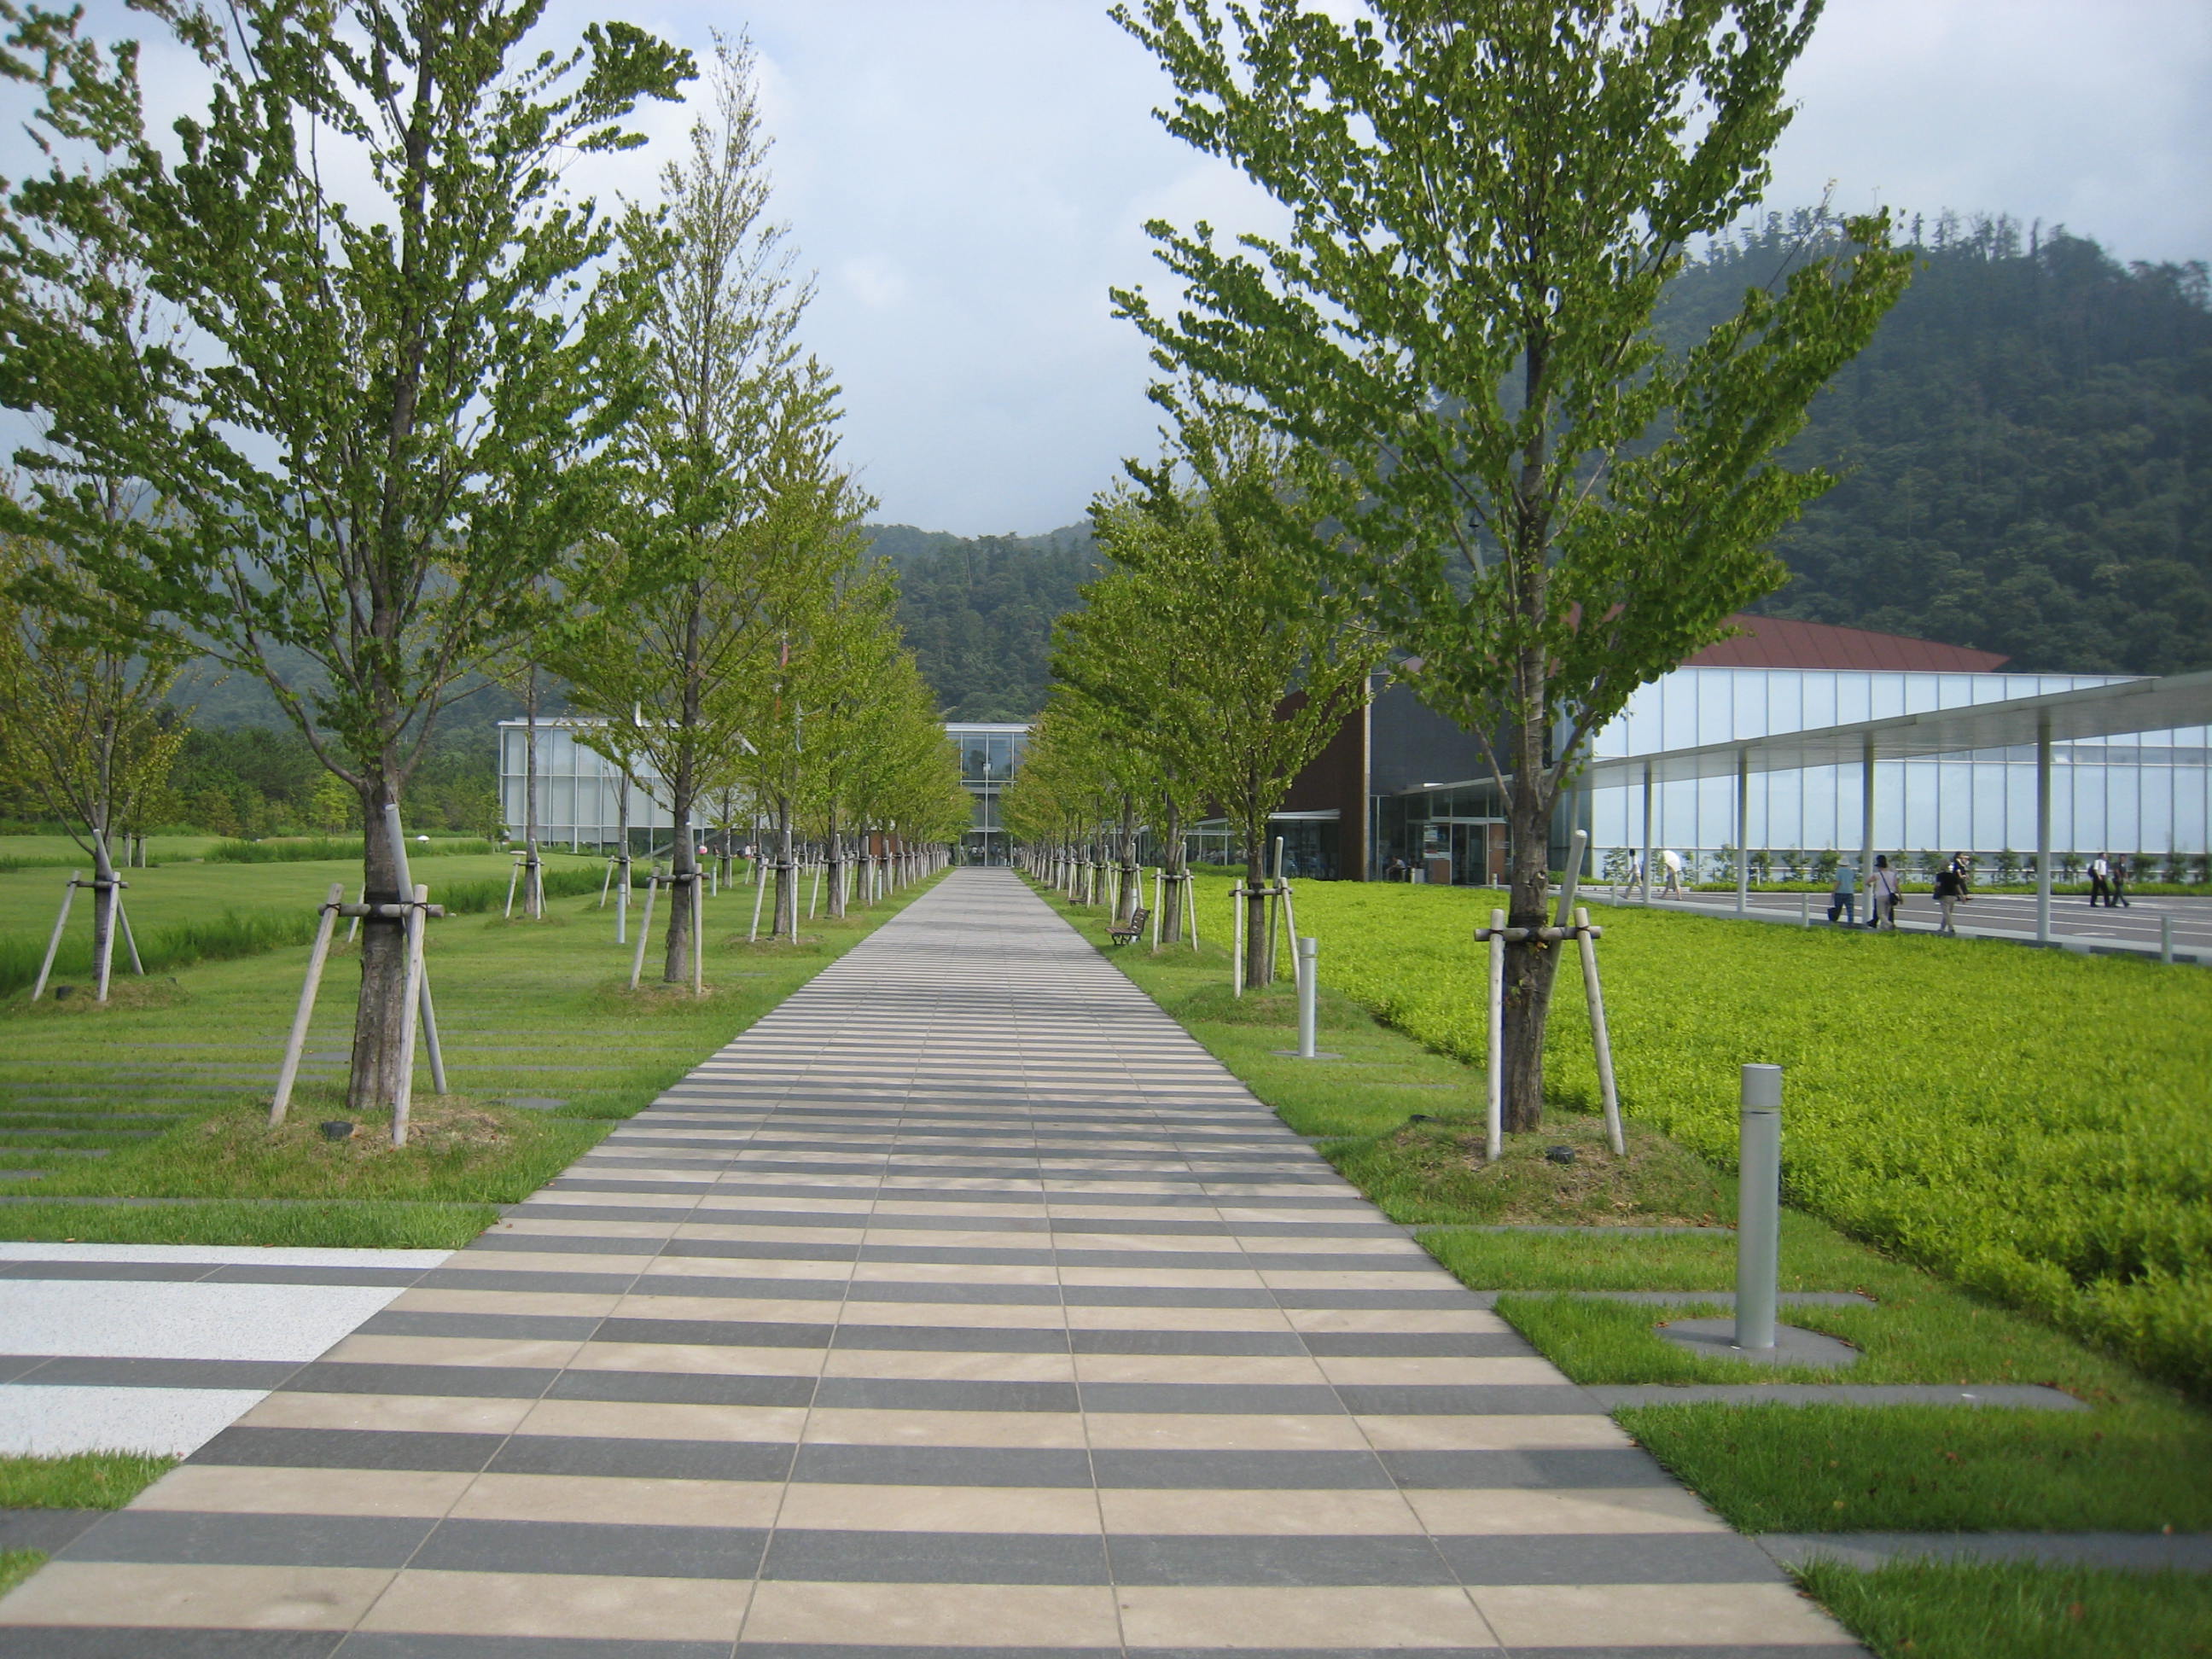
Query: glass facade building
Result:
<box><xmin>948</xmin><ymin>723</ymin><xmax>1027</xmax><ymax>864</ymax></box>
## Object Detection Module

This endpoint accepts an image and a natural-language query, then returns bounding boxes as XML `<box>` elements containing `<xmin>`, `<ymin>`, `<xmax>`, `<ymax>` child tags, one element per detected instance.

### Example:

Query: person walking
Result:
<box><xmin>1868</xmin><ymin>854</ymin><xmax>1901</xmax><ymax>930</ymax></box>
<box><xmin>1658</xmin><ymin>847</ymin><xmax>1685</xmax><ymax>899</ymax></box>
<box><xmin>2088</xmin><ymin>852</ymin><xmax>2112</xmax><ymax>907</ymax></box>
<box><xmin>1827</xmin><ymin>858</ymin><xmax>1858</xmax><ymax>926</ymax></box>
<box><xmin>1934</xmin><ymin>859</ymin><xmax>1965</xmax><ymax>936</ymax></box>
<box><xmin>2110</xmin><ymin>853</ymin><xmax>2133</xmax><ymax>908</ymax></box>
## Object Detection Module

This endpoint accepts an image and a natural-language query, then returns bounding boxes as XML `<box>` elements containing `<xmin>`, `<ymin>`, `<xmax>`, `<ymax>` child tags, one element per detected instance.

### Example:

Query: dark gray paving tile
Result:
<box><xmin>1332</xmin><ymin>1384</ymin><xmax>1594</xmax><ymax>1416</ymax></box>
<box><xmin>341</xmin><ymin>1637</ymin><xmax>728</xmax><ymax>1659</ymax></box>
<box><xmin>597</xmin><ymin>1317</ymin><xmax>835</xmax><ymax>1349</ymax></box>
<box><xmin>813</xmin><ymin>1377</ymin><xmax>1078</xmax><ymax>1413</ymax></box>
<box><xmin>789</xmin><ymin>1444</ymin><xmax>1095</xmax><ymax>1487</ymax></box>
<box><xmin>0</xmin><ymin>1507</ymin><xmax>103</xmax><ymax>1551</ymax></box>
<box><xmin>416</xmin><ymin>1269</ymin><xmax>641</xmax><ymax>1295</ymax></box>
<box><xmin>1059</xmin><ymin>1286</ymin><xmax>1278</xmax><ymax>1309</ymax></box>
<box><xmin>549</xmin><ymin>1370</ymin><xmax>816</xmax><ymax>1408</ymax></box>
<box><xmin>830</xmin><ymin>1324</ymin><xmax>1070</xmax><ymax>1353</ymax></box>
<box><xmin>0</xmin><ymin>1356</ymin><xmax>302</xmax><ymax>1389</ymax></box>
<box><xmin>412</xmin><ymin>1517</ymin><xmax>765</xmax><ymax>1579</ymax></box>
<box><xmin>1089</xmin><ymin>1450</ymin><xmax>1391</xmax><ymax>1490</ymax></box>
<box><xmin>1435</xmin><ymin>1531</ymin><xmax>1783</xmax><ymax>1584</ymax></box>
<box><xmin>841</xmin><ymin>1283</ymin><xmax>1065</xmax><ymax>1307</ymax></box>
<box><xmin>189</xmin><ymin>1426</ymin><xmax>502</xmax><ymax>1473</ymax></box>
<box><xmin>655</xmin><ymin>1237</ymin><xmax>863</xmax><ymax>1264</ymax></box>
<box><xmin>1501</xmin><ymin>1650</ymin><xmax>1869</xmax><ymax>1659</ymax></box>
<box><xmin>738</xmin><ymin>1648</ymin><xmax>1115</xmax><ymax>1659</ymax></box>
<box><xmin>630</xmin><ymin>1273</ymin><xmax>858</xmax><ymax>1301</ymax></box>
<box><xmin>283</xmin><ymin>1361</ymin><xmax>558</xmax><ymax>1400</ymax></box>
<box><xmin>6</xmin><ymin>1632</ymin><xmax>341</xmax><ymax>1658</ymax></box>
<box><xmin>61</xmin><ymin>1510</ymin><xmax>431</xmax><ymax>1569</ymax></box>
<box><xmin>1068</xmin><ymin>1330</ymin><xmax>1303</xmax><ymax>1357</ymax></box>
<box><xmin>0</xmin><ymin>1260</ymin><xmax>213</xmax><ymax>1283</ymax></box>
<box><xmin>356</xmin><ymin>1311</ymin><xmax>608</xmax><ymax>1342</ymax></box>
<box><xmin>1377</xmin><ymin>1448</ymin><xmax>1678</xmax><ymax>1489</ymax></box>
<box><xmin>760</xmin><ymin>1528</ymin><xmax>1108</xmax><ymax>1584</ymax></box>
<box><xmin>486</xmin><ymin>1435</ymin><xmax>794</xmax><ymax>1482</ymax></box>
<box><xmin>202</xmin><ymin>1266</ymin><xmax>427</xmax><ymax>1288</ymax></box>
<box><xmin>1296</xmin><ymin>1332</ymin><xmax>1534</xmax><ymax>1359</ymax></box>
<box><xmin>1108</xmin><ymin>1533</ymin><xmax>1454</xmax><ymax>1586</ymax></box>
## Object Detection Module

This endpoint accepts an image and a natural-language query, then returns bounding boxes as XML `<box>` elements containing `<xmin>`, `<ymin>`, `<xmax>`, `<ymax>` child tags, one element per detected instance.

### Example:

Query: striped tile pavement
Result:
<box><xmin>0</xmin><ymin>868</ymin><xmax>1868</xmax><ymax>1658</ymax></box>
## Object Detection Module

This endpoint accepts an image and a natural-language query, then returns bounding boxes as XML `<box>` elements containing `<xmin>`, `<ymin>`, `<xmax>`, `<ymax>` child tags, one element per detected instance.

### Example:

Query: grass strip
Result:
<box><xmin>0</xmin><ymin>1551</ymin><xmax>44</xmax><ymax>1600</ymax></box>
<box><xmin>1618</xmin><ymin>1402</ymin><xmax>2212</xmax><ymax>1534</ymax></box>
<box><xmin>0</xmin><ymin>1452</ymin><xmax>176</xmax><ymax>1510</ymax></box>
<box><xmin>1790</xmin><ymin>1556</ymin><xmax>2212</xmax><ymax>1658</ymax></box>
<box><xmin>0</xmin><ymin>1198</ymin><xmax>496</xmax><ymax>1248</ymax></box>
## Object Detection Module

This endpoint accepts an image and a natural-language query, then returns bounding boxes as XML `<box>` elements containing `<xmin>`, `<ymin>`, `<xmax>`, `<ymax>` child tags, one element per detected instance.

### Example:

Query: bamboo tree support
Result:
<box><xmin>116</xmin><ymin>895</ymin><xmax>144</xmax><ymax>977</ymax></box>
<box><xmin>1151</xmin><ymin>868</ymin><xmax>1162</xmax><ymax>949</ymax></box>
<box><xmin>599</xmin><ymin>858</ymin><xmax>617</xmax><ymax>908</ymax></box>
<box><xmin>1278</xmin><ymin>878</ymin><xmax>1301</xmax><ymax>992</ymax></box>
<box><xmin>808</xmin><ymin>860</ymin><xmax>821</xmax><ymax>920</ymax></box>
<box><xmin>1484</xmin><ymin>906</ymin><xmax>1505</xmax><ymax>1162</ymax></box>
<box><xmin>30</xmin><ymin>872</ymin><xmax>81</xmax><ymax>1002</ymax></box>
<box><xmin>346</xmin><ymin>884</ymin><xmax>364</xmax><ymax>944</ymax></box>
<box><xmin>1574</xmin><ymin>905</ymin><xmax>1627</xmax><ymax>1155</ymax></box>
<box><xmin>1185</xmin><ymin>871</ymin><xmax>1200</xmax><ymax>949</ymax></box>
<box><xmin>504</xmin><ymin>854</ymin><xmax>524</xmax><ymax>919</ymax></box>
<box><xmin>383</xmin><ymin>806</ymin><xmax>448</xmax><ymax>1098</ymax></box>
<box><xmin>629</xmin><ymin>873</ymin><xmax>661</xmax><ymax>990</ymax></box>
<box><xmin>271</xmin><ymin>883</ymin><xmax>346</xmax><ymax>1126</ymax></box>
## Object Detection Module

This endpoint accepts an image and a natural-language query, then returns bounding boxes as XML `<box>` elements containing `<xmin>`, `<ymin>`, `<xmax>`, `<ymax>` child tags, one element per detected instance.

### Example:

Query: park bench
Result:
<box><xmin>1107</xmin><ymin>907</ymin><xmax>1150</xmax><ymax>946</ymax></box>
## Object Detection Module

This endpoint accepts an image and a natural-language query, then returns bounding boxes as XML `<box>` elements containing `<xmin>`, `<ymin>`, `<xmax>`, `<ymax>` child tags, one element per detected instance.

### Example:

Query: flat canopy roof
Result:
<box><xmin>1581</xmin><ymin>670</ymin><xmax>2212</xmax><ymax>789</ymax></box>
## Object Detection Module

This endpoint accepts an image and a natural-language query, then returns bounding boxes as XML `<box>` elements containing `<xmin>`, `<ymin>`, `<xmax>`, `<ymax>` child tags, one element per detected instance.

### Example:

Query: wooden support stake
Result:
<box><xmin>116</xmin><ymin>894</ymin><xmax>144</xmax><ymax>976</ymax></box>
<box><xmin>271</xmin><ymin>884</ymin><xmax>345</xmax><ymax>1126</ymax></box>
<box><xmin>748</xmin><ymin>863</ymin><xmax>766</xmax><ymax>942</ymax></box>
<box><xmin>346</xmin><ymin>885</ymin><xmax>364</xmax><ymax>944</ymax></box>
<box><xmin>504</xmin><ymin>857</ymin><xmax>521</xmax><ymax>919</ymax></box>
<box><xmin>1231</xmin><ymin>884</ymin><xmax>1246</xmax><ymax>998</ymax></box>
<box><xmin>94</xmin><ymin>876</ymin><xmax>119</xmax><ymax>1003</ymax></box>
<box><xmin>599</xmin><ymin>858</ymin><xmax>615</xmax><ymax>908</ymax></box>
<box><xmin>1575</xmin><ymin>905</ymin><xmax>1626</xmax><ymax>1155</ymax></box>
<box><xmin>630</xmin><ymin>876</ymin><xmax>659</xmax><ymax>990</ymax></box>
<box><xmin>1486</xmin><ymin>906</ymin><xmax>1505</xmax><ymax>1163</ymax></box>
<box><xmin>31</xmin><ymin>874</ymin><xmax>79</xmax><ymax>1003</ymax></box>
<box><xmin>693</xmin><ymin>872</ymin><xmax>705</xmax><ymax>997</ymax></box>
<box><xmin>390</xmin><ymin>883</ymin><xmax>429</xmax><ymax>1148</ymax></box>
<box><xmin>1151</xmin><ymin>868</ymin><xmax>1162</xmax><ymax>949</ymax></box>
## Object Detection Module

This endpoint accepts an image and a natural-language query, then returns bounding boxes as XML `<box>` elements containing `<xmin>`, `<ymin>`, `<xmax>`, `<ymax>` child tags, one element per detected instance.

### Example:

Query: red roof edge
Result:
<box><xmin>1684</xmin><ymin>614</ymin><xmax>2010</xmax><ymax>673</ymax></box>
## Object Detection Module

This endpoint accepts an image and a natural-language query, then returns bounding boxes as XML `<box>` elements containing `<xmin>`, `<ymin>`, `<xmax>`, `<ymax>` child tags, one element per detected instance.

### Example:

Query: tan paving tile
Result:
<box><xmin>801</xmin><ymin>1407</ymin><xmax>1087</xmax><ymax>1448</ymax></box>
<box><xmin>822</xmin><ymin>1348</ymin><xmax>1075</xmax><ymax>1382</ymax></box>
<box><xmin>359</xmin><ymin>1569</ymin><xmax>749</xmax><ymax>1643</ymax></box>
<box><xmin>1099</xmin><ymin>1487</ymin><xmax>1424</xmax><ymax>1535</ymax></box>
<box><xmin>321</xmin><ymin>1334</ymin><xmax>585</xmax><ymax>1369</ymax></box>
<box><xmin>1065</xmin><ymin>1306</ymin><xmax>1291</xmax><ymax>1333</ymax></box>
<box><xmin>131</xmin><ymin>1464</ymin><xmax>470</xmax><ymax>1517</ymax></box>
<box><xmin>613</xmin><ymin>1294</ymin><xmax>846</xmax><ymax>1323</ymax></box>
<box><xmin>775</xmin><ymin>1482</ymin><xmax>1100</xmax><ymax>1534</ymax></box>
<box><xmin>1470</xmin><ymin>1582</ymin><xmax>1850</xmax><ymax>1648</ymax></box>
<box><xmin>1057</xmin><ymin>1266</ymin><xmax>1266</xmax><ymax>1288</ymax></box>
<box><xmin>838</xmin><ymin>1301</ymin><xmax>1068</xmax><ymax>1330</ymax></box>
<box><xmin>499</xmin><ymin>1218</ymin><xmax>684</xmax><ymax>1239</ymax></box>
<box><xmin>852</xmin><ymin>1262</ymin><xmax>1057</xmax><ymax>1284</ymax></box>
<box><xmin>382</xmin><ymin>1288</ymin><xmax>623</xmax><ymax>1318</ymax></box>
<box><xmin>445</xmin><ymin>1249</ymin><xmax>655</xmax><ymax>1274</ymax></box>
<box><xmin>649</xmin><ymin>1255</ymin><xmax>856</xmax><ymax>1282</ymax></box>
<box><xmin>528</xmin><ymin>1190</ymin><xmax>701</xmax><ymax>1210</ymax></box>
<box><xmin>1406</xmin><ymin>1487</ymin><xmax>1730</xmax><ymax>1534</ymax></box>
<box><xmin>240</xmin><ymin>1392</ymin><xmax>535</xmax><ymax>1435</ymax></box>
<box><xmin>515</xmin><ymin>1398</ymin><xmax>808</xmax><ymax>1442</ymax></box>
<box><xmin>1256</xmin><ymin>1269</ymin><xmax>1443</xmax><ymax>1290</ymax></box>
<box><xmin>673</xmin><ymin>1222</ymin><xmax>866</xmax><ymax>1243</ymax></box>
<box><xmin>1287</xmin><ymin>1307</ymin><xmax>1511</xmax><ymax>1334</ymax></box>
<box><xmin>1081</xmin><ymin>1413</ymin><xmax>1371</xmax><ymax>1452</ymax></box>
<box><xmin>742</xmin><ymin>1581</ymin><xmax>1120</xmax><ymax>1646</ymax></box>
<box><xmin>568</xmin><ymin>1342</ymin><xmax>827</xmax><ymax>1377</ymax></box>
<box><xmin>0</xmin><ymin>1562</ymin><xmax>393</xmax><ymax>1629</ymax></box>
<box><xmin>451</xmin><ymin>1474</ymin><xmax>783</xmax><ymax>1528</ymax></box>
<box><xmin>1115</xmin><ymin>1585</ymin><xmax>1499</xmax><ymax>1650</ymax></box>
<box><xmin>1356</xmin><ymin>1413</ymin><xmax>1631</xmax><ymax>1450</ymax></box>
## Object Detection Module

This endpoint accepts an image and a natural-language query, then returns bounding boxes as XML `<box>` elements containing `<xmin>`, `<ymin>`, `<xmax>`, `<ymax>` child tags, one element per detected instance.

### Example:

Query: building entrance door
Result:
<box><xmin>1430</xmin><ymin>819</ymin><xmax>1505</xmax><ymax>886</ymax></box>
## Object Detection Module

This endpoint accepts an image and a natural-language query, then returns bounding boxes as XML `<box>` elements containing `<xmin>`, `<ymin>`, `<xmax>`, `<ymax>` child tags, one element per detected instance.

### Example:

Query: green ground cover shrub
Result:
<box><xmin>1187</xmin><ymin>876</ymin><xmax>2212</xmax><ymax>1393</ymax></box>
<box><xmin>207</xmin><ymin>835</ymin><xmax>498</xmax><ymax>863</ymax></box>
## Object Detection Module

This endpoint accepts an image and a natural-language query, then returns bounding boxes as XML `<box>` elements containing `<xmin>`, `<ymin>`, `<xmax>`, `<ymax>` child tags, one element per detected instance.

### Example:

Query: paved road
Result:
<box><xmin>0</xmin><ymin>869</ymin><xmax>1863</xmax><ymax>1657</ymax></box>
<box><xmin>1611</xmin><ymin>888</ymin><xmax>2212</xmax><ymax>960</ymax></box>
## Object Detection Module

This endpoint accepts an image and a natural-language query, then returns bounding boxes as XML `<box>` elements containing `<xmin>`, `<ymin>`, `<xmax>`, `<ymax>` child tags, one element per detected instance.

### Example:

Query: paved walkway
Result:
<box><xmin>0</xmin><ymin>870</ymin><xmax>1864</xmax><ymax>1657</ymax></box>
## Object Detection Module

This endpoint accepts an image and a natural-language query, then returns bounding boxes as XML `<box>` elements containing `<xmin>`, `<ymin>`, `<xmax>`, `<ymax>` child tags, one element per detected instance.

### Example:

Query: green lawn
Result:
<box><xmin>0</xmin><ymin>1452</ymin><xmax>175</xmax><ymax>1510</ymax></box>
<box><xmin>1790</xmin><ymin>1558</ymin><xmax>2212</xmax><ymax>1659</ymax></box>
<box><xmin>0</xmin><ymin>859</ymin><xmax>941</xmax><ymax>1244</ymax></box>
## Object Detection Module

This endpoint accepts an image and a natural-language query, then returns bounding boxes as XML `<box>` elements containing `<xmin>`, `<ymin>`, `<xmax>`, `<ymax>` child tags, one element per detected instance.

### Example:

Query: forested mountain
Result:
<box><xmin>864</xmin><ymin>521</ymin><xmax>1096</xmax><ymax>719</ymax></box>
<box><xmin>1667</xmin><ymin>214</ymin><xmax>2209</xmax><ymax>674</ymax></box>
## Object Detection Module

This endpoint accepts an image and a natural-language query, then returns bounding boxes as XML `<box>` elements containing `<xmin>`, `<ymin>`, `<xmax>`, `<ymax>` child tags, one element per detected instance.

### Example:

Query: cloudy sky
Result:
<box><xmin>37</xmin><ymin>1</ymin><xmax>2212</xmax><ymax>536</ymax></box>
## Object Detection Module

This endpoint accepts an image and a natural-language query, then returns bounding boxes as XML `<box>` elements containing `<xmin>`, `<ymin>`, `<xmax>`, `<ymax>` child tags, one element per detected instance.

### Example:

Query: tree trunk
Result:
<box><xmin>522</xmin><ymin>669</ymin><xmax>543</xmax><ymax>918</ymax></box>
<box><xmin>1500</xmin><ymin>704</ymin><xmax>1562</xmax><ymax>1134</ymax></box>
<box><xmin>1159</xmin><ymin>799</ymin><xmax>1184</xmax><ymax>948</ymax></box>
<box><xmin>827</xmin><ymin>812</ymin><xmax>847</xmax><ymax>920</ymax></box>
<box><xmin>773</xmin><ymin>803</ymin><xmax>795</xmax><ymax>939</ymax></box>
<box><xmin>89</xmin><ymin>824</ymin><xmax>118</xmax><ymax>1001</ymax></box>
<box><xmin>348</xmin><ymin>771</ymin><xmax>410</xmax><ymax>1114</ymax></box>
<box><xmin>662</xmin><ymin>590</ymin><xmax>706</xmax><ymax>983</ymax></box>
<box><xmin>1243</xmin><ymin>835</ymin><xmax>1272</xmax><ymax>987</ymax></box>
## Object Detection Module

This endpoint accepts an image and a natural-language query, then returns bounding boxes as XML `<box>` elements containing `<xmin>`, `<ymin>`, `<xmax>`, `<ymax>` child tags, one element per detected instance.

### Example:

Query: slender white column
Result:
<box><xmin>2036</xmin><ymin>713</ymin><xmax>2053</xmax><ymax>944</ymax></box>
<box><xmin>1736</xmin><ymin>751</ymin><xmax>1750</xmax><ymax>914</ymax></box>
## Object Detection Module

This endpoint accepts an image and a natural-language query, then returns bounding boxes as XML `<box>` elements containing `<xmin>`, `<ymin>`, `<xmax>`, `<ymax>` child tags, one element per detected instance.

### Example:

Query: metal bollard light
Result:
<box><xmin>1296</xmin><ymin>937</ymin><xmax>1318</xmax><ymax>1059</ymax></box>
<box><xmin>1735</xmin><ymin>1064</ymin><xmax>1783</xmax><ymax>1352</ymax></box>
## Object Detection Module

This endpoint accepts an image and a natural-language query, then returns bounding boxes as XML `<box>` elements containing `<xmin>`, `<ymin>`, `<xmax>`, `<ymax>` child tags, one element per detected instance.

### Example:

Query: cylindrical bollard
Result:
<box><xmin>1296</xmin><ymin>937</ymin><xmax>1318</xmax><ymax>1058</ymax></box>
<box><xmin>1735</xmin><ymin>1064</ymin><xmax>1783</xmax><ymax>1351</ymax></box>
<box><xmin>1799</xmin><ymin>893</ymin><xmax>1810</xmax><ymax>928</ymax></box>
<box><xmin>2162</xmin><ymin>914</ymin><xmax>2174</xmax><ymax>965</ymax></box>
